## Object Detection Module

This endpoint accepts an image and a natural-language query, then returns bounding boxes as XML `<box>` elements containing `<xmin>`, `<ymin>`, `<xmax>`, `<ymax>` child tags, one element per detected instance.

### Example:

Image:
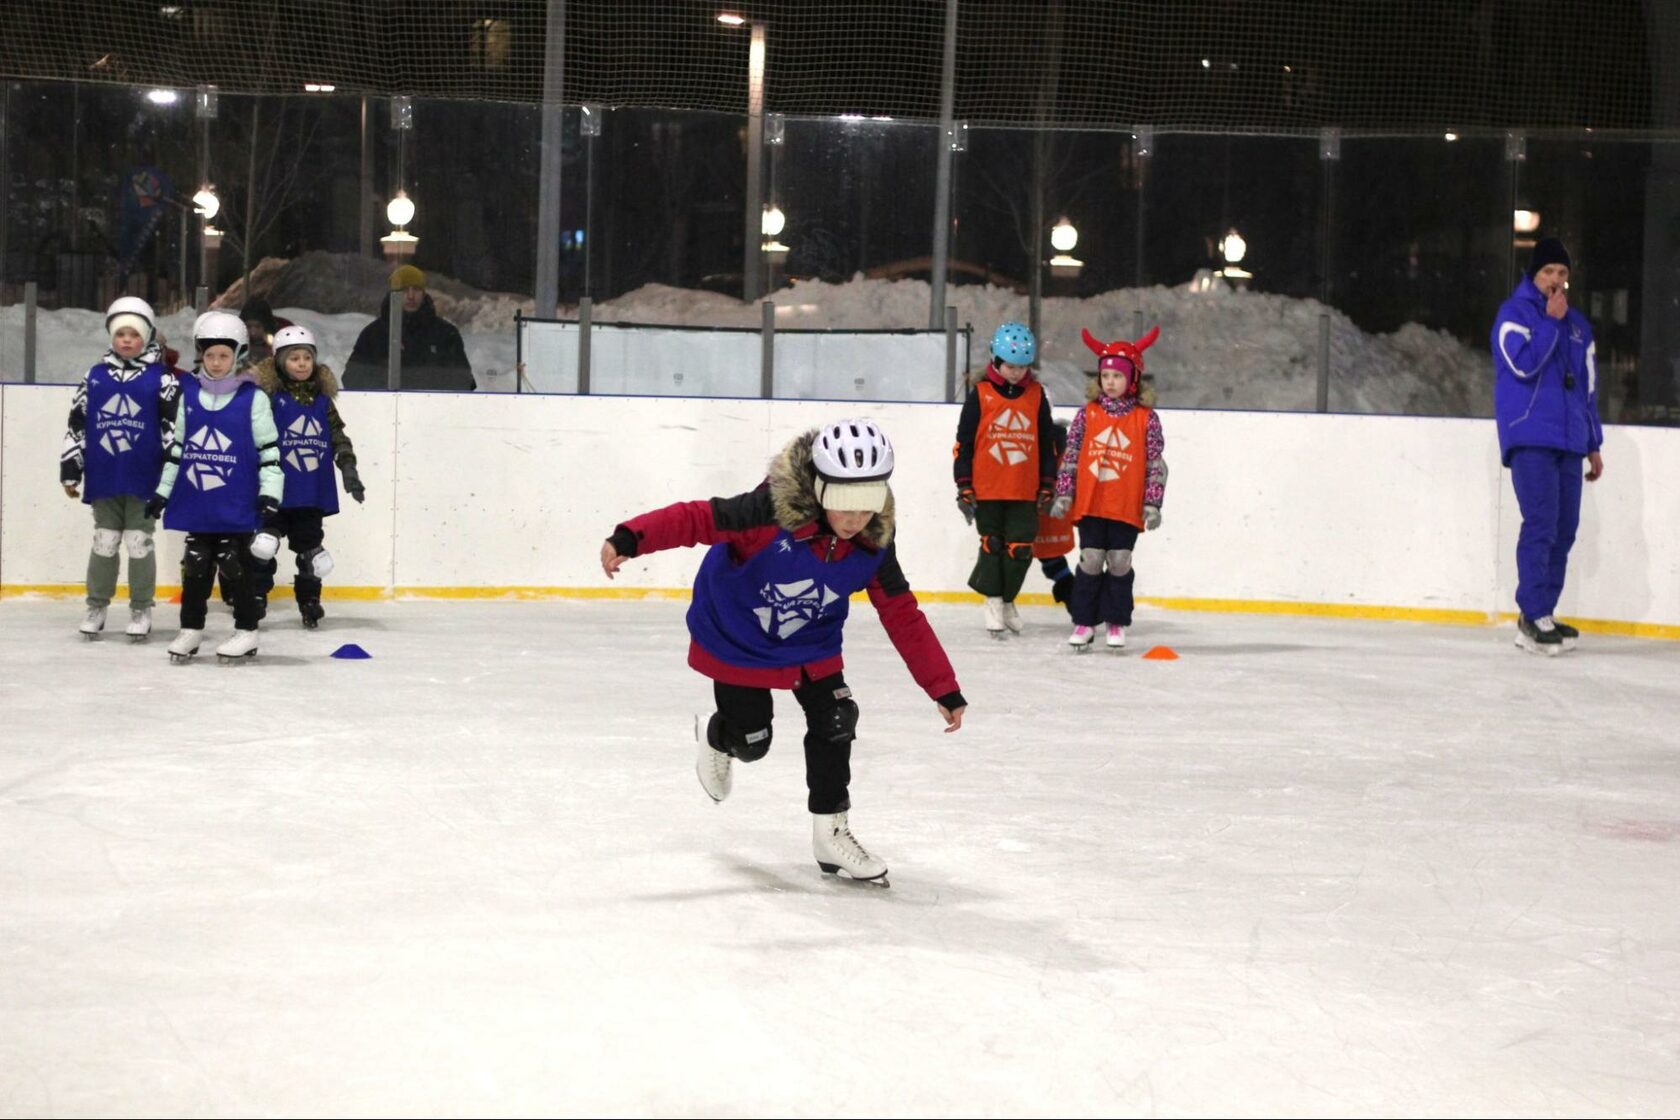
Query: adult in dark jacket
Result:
<box><xmin>239</xmin><ymin>298</ymin><xmax>295</xmax><ymax>365</ymax></box>
<box><xmin>341</xmin><ymin>265</ymin><xmax>475</xmax><ymax>391</ymax></box>
<box><xmin>1491</xmin><ymin>237</ymin><xmax>1604</xmax><ymax>655</ymax></box>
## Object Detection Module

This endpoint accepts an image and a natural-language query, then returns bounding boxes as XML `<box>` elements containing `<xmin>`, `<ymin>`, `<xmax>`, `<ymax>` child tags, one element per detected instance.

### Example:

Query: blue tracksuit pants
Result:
<box><xmin>1508</xmin><ymin>447</ymin><xmax>1583</xmax><ymax>621</ymax></box>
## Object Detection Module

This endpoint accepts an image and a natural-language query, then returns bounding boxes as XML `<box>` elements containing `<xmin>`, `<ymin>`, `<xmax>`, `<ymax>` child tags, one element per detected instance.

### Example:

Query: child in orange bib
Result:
<box><xmin>953</xmin><ymin>321</ymin><xmax>1057</xmax><ymax>637</ymax></box>
<box><xmin>1049</xmin><ymin>326</ymin><xmax>1168</xmax><ymax>650</ymax></box>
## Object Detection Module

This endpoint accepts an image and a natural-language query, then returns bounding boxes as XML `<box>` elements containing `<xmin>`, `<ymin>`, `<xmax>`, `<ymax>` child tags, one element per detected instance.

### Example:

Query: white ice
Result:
<box><xmin>2</xmin><ymin>598</ymin><xmax>1677</xmax><ymax>1117</ymax></box>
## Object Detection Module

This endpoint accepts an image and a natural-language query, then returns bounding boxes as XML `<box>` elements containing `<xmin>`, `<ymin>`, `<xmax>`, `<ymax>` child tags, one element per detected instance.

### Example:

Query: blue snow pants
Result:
<box><xmin>1508</xmin><ymin>447</ymin><xmax>1584</xmax><ymax>622</ymax></box>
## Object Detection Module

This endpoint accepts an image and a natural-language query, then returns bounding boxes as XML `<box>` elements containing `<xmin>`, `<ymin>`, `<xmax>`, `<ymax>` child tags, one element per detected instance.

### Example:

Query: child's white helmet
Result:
<box><xmin>813</xmin><ymin>419</ymin><xmax>895</xmax><ymax>482</ymax></box>
<box><xmin>105</xmin><ymin>296</ymin><xmax>157</xmax><ymax>344</ymax></box>
<box><xmin>810</xmin><ymin>419</ymin><xmax>894</xmax><ymax>514</ymax></box>
<box><xmin>272</xmin><ymin>325</ymin><xmax>317</xmax><ymax>354</ymax></box>
<box><xmin>192</xmin><ymin>310</ymin><xmax>250</xmax><ymax>362</ymax></box>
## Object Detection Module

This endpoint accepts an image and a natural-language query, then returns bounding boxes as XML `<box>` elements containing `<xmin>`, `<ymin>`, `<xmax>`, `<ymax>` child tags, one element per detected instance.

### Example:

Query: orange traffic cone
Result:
<box><xmin>1142</xmin><ymin>645</ymin><xmax>1178</xmax><ymax>660</ymax></box>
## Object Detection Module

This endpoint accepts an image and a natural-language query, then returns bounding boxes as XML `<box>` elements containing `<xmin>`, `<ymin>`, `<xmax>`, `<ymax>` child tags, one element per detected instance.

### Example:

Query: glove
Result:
<box><xmin>63</xmin><ymin>478</ymin><xmax>81</xmax><ymax>499</ymax></box>
<box><xmin>1049</xmin><ymin>494</ymin><xmax>1072</xmax><ymax>521</ymax></box>
<box><xmin>1036</xmin><ymin>487</ymin><xmax>1054</xmax><ymax>514</ymax></box>
<box><xmin>144</xmin><ymin>493</ymin><xmax>168</xmax><ymax>520</ymax></box>
<box><xmin>339</xmin><ymin>460</ymin><xmax>366</xmax><ymax>504</ymax></box>
<box><xmin>258</xmin><ymin>495</ymin><xmax>280</xmax><ymax>524</ymax></box>
<box><xmin>1143</xmin><ymin>506</ymin><xmax>1161</xmax><ymax>531</ymax></box>
<box><xmin>955</xmin><ymin>487</ymin><xmax>976</xmax><ymax>525</ymax></box>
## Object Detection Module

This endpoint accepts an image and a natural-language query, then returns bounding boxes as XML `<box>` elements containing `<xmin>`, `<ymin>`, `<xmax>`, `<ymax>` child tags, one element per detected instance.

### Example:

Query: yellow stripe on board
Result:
<box><xmin>6</xmin><ymin>583</ymin><xmax>1678</xmax><ymax>640</ymax></box>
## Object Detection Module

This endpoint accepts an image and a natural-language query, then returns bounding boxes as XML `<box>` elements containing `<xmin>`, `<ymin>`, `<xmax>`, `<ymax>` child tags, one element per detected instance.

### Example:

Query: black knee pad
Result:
<box><xmin>215</xmin><ymin>541</ymin><xmax>246</xmax><ymax>582</ymax></box>
<box><xmin>707</xmin><ymin>712</ymin><xmax>772</xmax><ymax>762</ymax></box>
<box><xmin>1007</xmin><ymin>541</ymin><xmax>1034</xmax><ymax>561</ymax></box>
<box><xmin>181</xmin><ymin>540</ymin><xmax>215</xmax><ymax>580</ymax></box>
<box><xmin>981</xmin><ymin>533</ymin><xmax>1005</xmax><ymax>555</ymax></box>
<box><xmin>809</xmin><ymin>696</ymin><xmax>860</xmax><ymax>747</ymax></box>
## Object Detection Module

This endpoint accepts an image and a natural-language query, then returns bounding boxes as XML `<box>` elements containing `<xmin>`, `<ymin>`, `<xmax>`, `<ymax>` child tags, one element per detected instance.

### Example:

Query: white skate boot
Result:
<box><xmin>126</xmin><ymin>607</ymin><xmax>152</xmax><ymax>642</ymax></box>
<box><xmin>813</xmin><ymin>811</ymin><xmax>889</xmax><ymax>884</ymax></box>
<box><xmin>216</xmin><ymin>628</ymin><xmax>259</xmax><ymax>663</ymax></box>
<box><xmin>1000</xmin><ymin>600</ymin><xmax>1024</xmax><ymax>633</ymax></box>
<box><xmin>695</xmin><ymin>716</ymin><xmax>733</xmax><ymax>803</ymax></box>
<box><xmin>1068</xmin><ymin>624</ymin><xmax>1095</xmax><ymax>652</ymax></box>
<box><xmin>983</xmin><ymin>596</ymin><xmax>1006</xmax><ymax>638</ymax></box>
<box><xmin>79</xmin><ymin>605</ymin><xmax>106</xmax><ymax>640</ymax></box>
<box><xmin>167</xmin><ymin>629</ymin><xmax>203</xmax><ymax>664</ymax></box>
<box><xmin>1106</xmin><ymin>624</ymin><xmax>1126</xmax><ymax>649</ymax></box>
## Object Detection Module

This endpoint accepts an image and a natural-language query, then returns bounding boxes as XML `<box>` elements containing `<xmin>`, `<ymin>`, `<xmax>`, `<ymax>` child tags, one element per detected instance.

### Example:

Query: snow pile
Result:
<box><xmin>1</xmin><ymin>252</ymin><xmax>1491</xmax><ymax>416</ymax></box>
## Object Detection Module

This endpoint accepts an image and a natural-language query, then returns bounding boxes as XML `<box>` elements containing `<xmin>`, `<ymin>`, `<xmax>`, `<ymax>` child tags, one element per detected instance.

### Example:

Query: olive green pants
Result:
<box><xmin>86</xmin><ymin>495</ymin><xmax>158</xmax><ymax>610</ymax></box>
<box><xmin>967</xmin><ymin>499</ymin><xmax>1039</xmax><ymax>600</ymax></box>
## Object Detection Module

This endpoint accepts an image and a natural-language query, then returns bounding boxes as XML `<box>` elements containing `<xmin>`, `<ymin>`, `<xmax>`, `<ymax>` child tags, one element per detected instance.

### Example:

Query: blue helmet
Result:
<box><xmin>991</xmin><ymin>321</ymin><xmax>1036</xmax><ymax>365</ymax></box>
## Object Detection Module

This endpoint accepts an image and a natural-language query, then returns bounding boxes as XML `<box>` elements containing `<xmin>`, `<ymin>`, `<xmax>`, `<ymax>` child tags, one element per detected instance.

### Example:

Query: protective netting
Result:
<box><xmin>0</xmin><ymin>0</ymin><xmax>1658</xmax><ymax>132</ymax></box>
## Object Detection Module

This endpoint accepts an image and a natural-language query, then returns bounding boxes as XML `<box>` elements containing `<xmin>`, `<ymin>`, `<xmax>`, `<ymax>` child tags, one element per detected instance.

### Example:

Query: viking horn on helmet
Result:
<box><xmin>1082</xmin><ymin>325</ymin><xmax>1159</xmax><ymax>356</ymax></box>
<box><xmin>1081</xmin><ymin>325</ymin><xmax>1160</xmax><ymax>396</ymax></box>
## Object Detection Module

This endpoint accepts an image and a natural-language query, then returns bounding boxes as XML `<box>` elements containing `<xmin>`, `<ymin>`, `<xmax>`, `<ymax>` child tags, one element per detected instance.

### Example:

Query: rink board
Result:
<box><xmin>2</xmin><ymin>384</ymin><xmax>1677</xmax><ymax>635</ymax></box>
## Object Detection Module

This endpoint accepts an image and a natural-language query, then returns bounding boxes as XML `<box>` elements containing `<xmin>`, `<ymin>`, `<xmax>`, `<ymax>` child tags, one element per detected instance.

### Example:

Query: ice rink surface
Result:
<box><xmin>2</xmin><ymin>597</ymin><xmax>1677</xmax><ymax>1118</ymax></box>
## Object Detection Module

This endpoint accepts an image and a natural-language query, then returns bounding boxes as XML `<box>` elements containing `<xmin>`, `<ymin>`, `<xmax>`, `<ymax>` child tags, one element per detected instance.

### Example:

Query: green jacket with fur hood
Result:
<box><xmin>253</xmin><ymin>356</ymin><xmax>358</xmax><ymax>469</ymax></box>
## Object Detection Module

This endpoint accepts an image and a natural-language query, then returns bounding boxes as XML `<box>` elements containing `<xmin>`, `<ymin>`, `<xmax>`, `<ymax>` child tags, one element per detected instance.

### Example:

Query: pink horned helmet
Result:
<box><xmin>1081</xmin><ymin>325</ymin><xmax>1159</xmax><ymax>395</ymax></box>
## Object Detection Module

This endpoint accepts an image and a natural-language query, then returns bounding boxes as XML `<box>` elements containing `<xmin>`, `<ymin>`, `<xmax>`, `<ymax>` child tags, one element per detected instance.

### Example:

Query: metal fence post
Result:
<box><xmin>578</xmin><ymin>297</ymin><xmax>593</xmax><ymax>395</ymax></box>
<box><xmin>944</xmin><ymin>305</ymin><xmax>958</xmax><ymax>402</ymax></box>
<box><xmin>22</xmin><ymin>281</ymin><xmax>38</xmax><ymax>383</ymax></box>
<box><xmin>760</xmin><ymin>301</ymin><xmax>775</xmax><ymax>399</ymax></box>
<box><xmin>194</xmin><ymin>286</ymin><xmax>208</xmax><ymax>315</ymax></box>
<box><xmin>386</xmin><ymin>291</ymin><xmax>403</xmax><ymax>390</ymax></box>
<box><xmin>1316</xmin><ymin>312</ymin><xmax>1331</xmax><ymax>413</ymax></box>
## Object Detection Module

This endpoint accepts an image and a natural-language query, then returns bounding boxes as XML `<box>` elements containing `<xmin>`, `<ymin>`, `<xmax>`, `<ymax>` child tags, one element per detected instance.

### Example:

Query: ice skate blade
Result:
<box><xmin>1071</xmin><ymin>643</ymin><xmax>1093</xmax><ymax>654</ymax></box>
<box><xmin>217</xmin><ymin>652</ymin><xmax>257</xmax><ymax>664</ymax></box>
<box><xmin>128</xmin><ymin>634</ymin><xmax>150</xmax><ymax>643</ymax></box>
<box><xmin>80</xmin><ymin>632</ymin><xmax>102</xmax><ymax>642</ymax></box>
<box><xmin>301</xmin><ymin>617</ymin><xmax>319</xmax><ymax>630</ymax></box>
<box><xmin>986</xmin><ymin>630</ymin><xmax>1009</xmax><ymax>641</ymax></box>
<box><xmin>1514</xmin><ymin>635</ymin><xmax>1562</xmax><ymax>657</ymax></box>
<box><xmin>168</xmin><ymin>652</ymin><xmax>197</xmax><ymax>664</ymax></box>
<box><xmin>817</xmin><ymin>861</ymin><xmax>890</xmax><ymax>887</ymax></box>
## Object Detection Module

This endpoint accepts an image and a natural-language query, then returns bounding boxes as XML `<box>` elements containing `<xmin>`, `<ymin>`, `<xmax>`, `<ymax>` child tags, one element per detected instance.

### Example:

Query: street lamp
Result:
<box><xmin>762</xmin><ymin>204</ymin><xmax>789</xmax><ymax>278</ymax></box>
<box><xmin>1048</xmin><ymin>217</ymin><xmax>1083</xmax><ymax>279</ymax></box>
<box><xmin>1218</xmin><ymin>227</ymin><xmax>1251</xmax><ymax>287</ymax></box>
<box><xmin>381</xmin><ymin>189</ymin><xmax>418</xmax><ymax>259</ymax></box>
<box><xmin>192</xmin><ymin>185</ymin><xmax>219</xmax><ymax>221</ymax></box>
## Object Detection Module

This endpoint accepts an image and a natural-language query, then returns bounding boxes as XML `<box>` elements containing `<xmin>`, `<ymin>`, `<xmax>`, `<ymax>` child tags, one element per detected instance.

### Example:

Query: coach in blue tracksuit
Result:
<box><xmin>1491</xmin><ymin>237</ymin><xmax>1605</xmax><ymax>654</ymax></box>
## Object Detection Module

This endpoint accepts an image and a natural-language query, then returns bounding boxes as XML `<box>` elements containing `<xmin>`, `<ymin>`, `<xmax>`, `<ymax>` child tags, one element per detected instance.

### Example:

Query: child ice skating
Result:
<box><xmin>600</xmin><ymin>419</ymin><xmax>966</xmax><ymax>884</ymax></box>
<box><xmin>252</xmin><ymin>325</ymin><xmax>366</xmax><ymax>627</ymax></box>
<box><xmin>60</xmin><ymin>297</ymin><xmax>182</xmax><ymax>641</ymax></box>
<box><xmin>1050</xmin><ymin>327</ymin><xmax>1168</xmax><ymax>651</ymax></box>
<box><xmin>146</xmin><ymin>312</ymin><xmax>283</xmax><ymax>663</ymax></box>
<box><xmin>953</xmin><ymin>322</ymin><xmax>1057</xmax><ymax>637</ymax></box>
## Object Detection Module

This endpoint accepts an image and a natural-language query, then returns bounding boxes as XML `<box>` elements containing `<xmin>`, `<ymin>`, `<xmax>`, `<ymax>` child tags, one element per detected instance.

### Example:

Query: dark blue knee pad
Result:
<box><xmin>809</xmin><ymin>697</ymin><xmax>860</xmax><ymax>747</ymax></box>
<box><xmin>708</xmin><ymin>712</ymin><xmax>771</xmax><ymax>762</ymax></box>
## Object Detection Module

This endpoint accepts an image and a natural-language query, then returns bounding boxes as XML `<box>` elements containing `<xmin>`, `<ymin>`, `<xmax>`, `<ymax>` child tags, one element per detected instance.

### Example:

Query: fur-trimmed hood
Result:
<box><xmin>767</xmin><ymin>429</ymin><xmax>895</xmax><ymax>549</ymax></box>
<box><xmin>252</xmin><ymin>355</ymin><xmax>341</xmax><ymax>400</ymax></box>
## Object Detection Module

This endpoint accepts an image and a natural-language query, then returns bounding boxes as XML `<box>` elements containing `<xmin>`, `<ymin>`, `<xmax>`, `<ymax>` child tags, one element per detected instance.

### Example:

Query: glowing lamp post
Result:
<box><xmin>381</xmin><ymin>189</ymin><xmax>418</xmax><ymax>259</ymax></box>
<box><xmin>193</xmin><ymin>185</ymin><xmax>223</xmax><ymax>297</ymax></box>
<box><xmin>761</xmin><ymin>204</ymin><xmax>789</xmax><ymax>260</ymax></box>
<box><xmin>1048</xmin><ymin>217</ymin><xmax>1083</xmax><ymax>279</ymax></box>
<box><xmin>1218</xmin><ymin>227</ymin><xmax>1251</xmax><ymax>287</ymax></box>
